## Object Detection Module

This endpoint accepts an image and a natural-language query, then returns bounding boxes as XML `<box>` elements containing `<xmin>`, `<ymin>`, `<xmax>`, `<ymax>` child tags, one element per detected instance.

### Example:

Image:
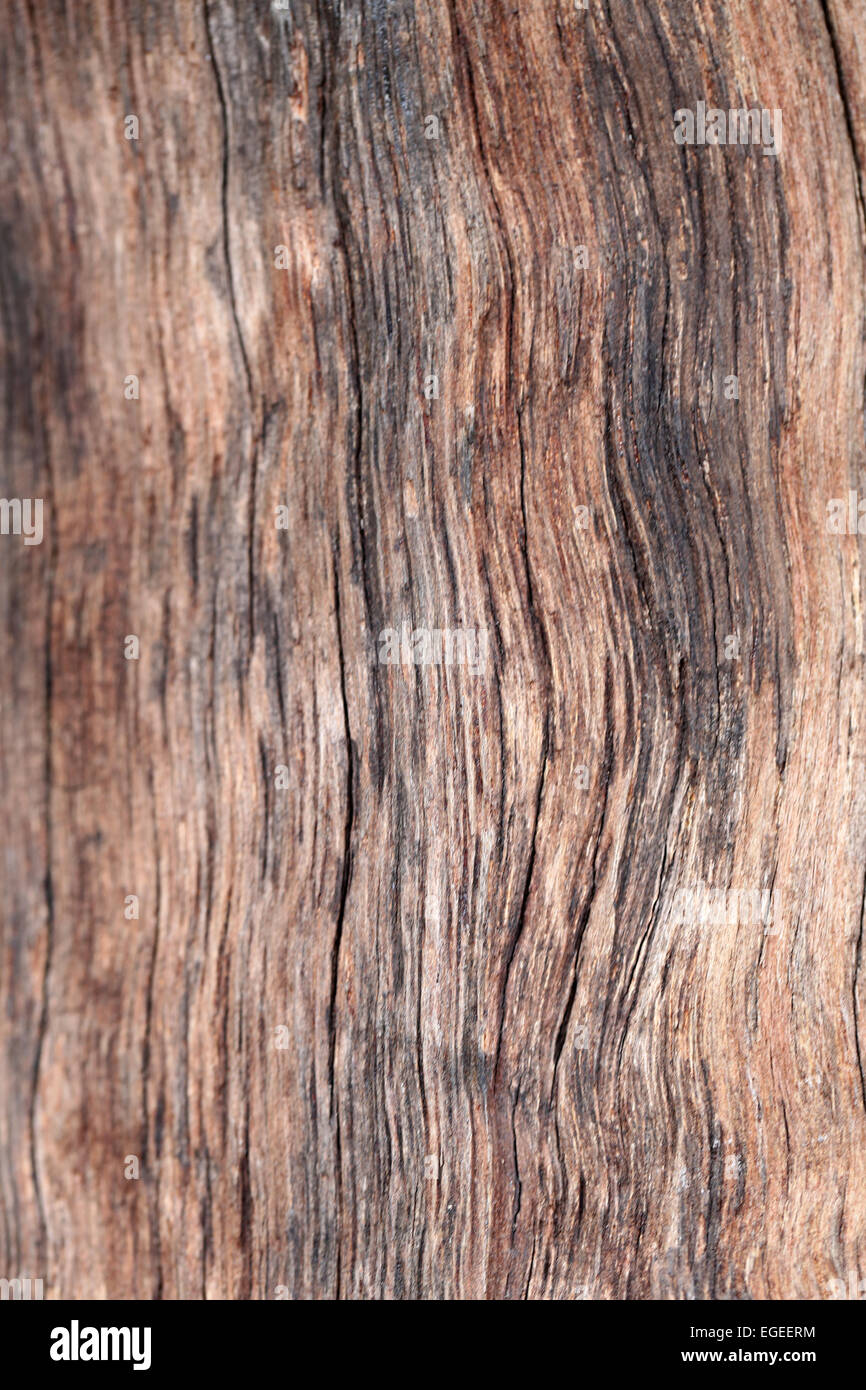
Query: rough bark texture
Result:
<box><xmin>2</xmin><ymin>0</ymin><xmax>866</xmax><ymax>1301</ymax></box>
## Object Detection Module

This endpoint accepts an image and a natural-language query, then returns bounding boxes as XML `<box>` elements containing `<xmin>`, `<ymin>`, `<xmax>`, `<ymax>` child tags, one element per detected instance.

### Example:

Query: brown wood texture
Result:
<box><xmin>2</xmin><ymin>0</ymin><xmax>866</xmax><ymax>1301</ymax></box>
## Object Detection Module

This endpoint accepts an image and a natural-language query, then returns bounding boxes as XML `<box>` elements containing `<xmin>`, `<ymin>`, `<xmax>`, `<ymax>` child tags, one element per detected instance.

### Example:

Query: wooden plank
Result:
<box><xmin>1</xmin><ymin>0</ymin><xmax>865</xmax><ymax>1299</ymax></box>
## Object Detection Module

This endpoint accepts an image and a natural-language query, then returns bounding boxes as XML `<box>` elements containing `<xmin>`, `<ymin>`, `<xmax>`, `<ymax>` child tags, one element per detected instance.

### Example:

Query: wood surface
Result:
<box><xmin>2</xmin><ymin>0</ymin><xmax>866</xmax><ymax>1300</ymax></box>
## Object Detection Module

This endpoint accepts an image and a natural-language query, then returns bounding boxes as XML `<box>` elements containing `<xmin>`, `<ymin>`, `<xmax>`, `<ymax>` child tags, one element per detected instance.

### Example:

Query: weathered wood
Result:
<box><xmin>1</xmin><ymin>0</ymin><xmax>866</xmax><ymax>1300</ymax></box>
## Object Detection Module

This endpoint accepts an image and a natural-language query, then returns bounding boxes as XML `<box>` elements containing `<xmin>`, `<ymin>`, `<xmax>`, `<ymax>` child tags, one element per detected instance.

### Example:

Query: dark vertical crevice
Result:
<box><xmin>819</xmin><ymin>0</ymin><xmax>866</xmax><ymax>236</ymax></box>
<box><xmin>202</xmin><ymin>0</ymin><xmax>259</xmax><ymax>654</ymax></box>
<box><xmin>854</xmin><ymin>869</ymin><xmax>866</xmax><ymax>1115</ymax></box>
<box><xmin>329</xmin><ymin>546</ymin><xmax>354</xmax><ymax>1123</ymax></box>
<box><xmin>29</xmin><ymin>567</ymin><xmax>54</xmax><ymax>1268</ymax></box>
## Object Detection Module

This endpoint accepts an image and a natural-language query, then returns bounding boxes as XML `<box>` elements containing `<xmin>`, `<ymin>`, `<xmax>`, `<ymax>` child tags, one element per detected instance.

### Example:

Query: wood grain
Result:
<box><xmin>1</xmin><ymin>0</ymin><xmax>866</xmax><ymax>1300</ymax></box>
